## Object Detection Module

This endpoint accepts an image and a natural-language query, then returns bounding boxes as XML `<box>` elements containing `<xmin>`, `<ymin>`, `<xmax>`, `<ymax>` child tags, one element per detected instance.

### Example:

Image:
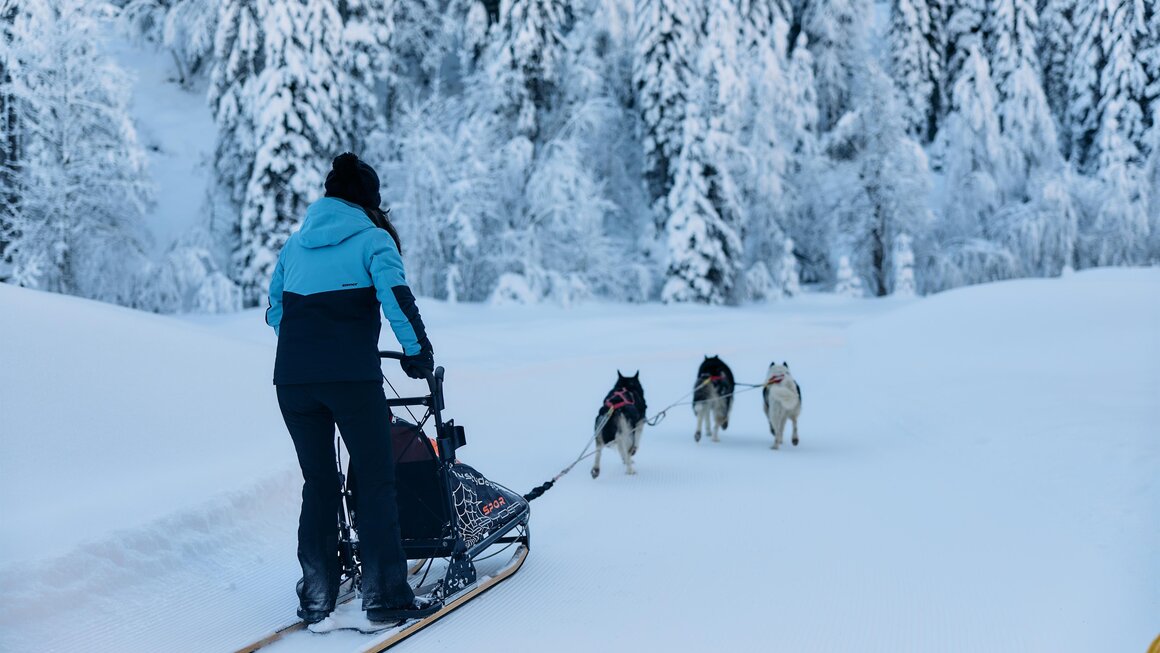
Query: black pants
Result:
<box><xmin>277</xmin><ymin>381</ymin><xmax>415</xmax><ymax>615</ymax></box>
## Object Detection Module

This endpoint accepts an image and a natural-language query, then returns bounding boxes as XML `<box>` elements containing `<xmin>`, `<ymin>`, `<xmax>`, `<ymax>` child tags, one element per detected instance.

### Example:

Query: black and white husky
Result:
<box><xmin>762</xmin><ymin>362</ymin><xmax>802</xmax><ymax>450</ymax></box>
<box><xmin>693</xmin><ymin>355</ymin><xmax>735</xmax><ymax>443</ymax></box>
<box><xmin>591</xmin><ymin>371</ymin><xmax>647</xmax><ymax>478</ymax></box>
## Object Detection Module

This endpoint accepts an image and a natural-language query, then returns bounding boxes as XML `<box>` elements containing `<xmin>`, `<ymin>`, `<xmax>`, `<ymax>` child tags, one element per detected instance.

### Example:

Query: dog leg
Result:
<box><xmin>591</xmin><ymin>437</ymin><xmax>602</xmax><ymax>479</ymax></box>
<box><xmin>705</xmin><ymin>401</ymin><xmax>714</xmax><ymax>443</ymax></box>
<box><xmin>791</xmin><ymin>415</ymin><xmax>799</xmax><ymax>447</ymax></box>
<box><xmin>616</xmin><ymin>433</ymin><xmax>636</xmax><ymax>475</ymax></box>
<box><xmin>694</xmin><ymin>405</ymin><xmax>704</xmax><ymax>443</ymax></box>
<box><xmin>631</xmin><ymin>423</ymin><xmax>644</xmax><ymax>457</ymax></box>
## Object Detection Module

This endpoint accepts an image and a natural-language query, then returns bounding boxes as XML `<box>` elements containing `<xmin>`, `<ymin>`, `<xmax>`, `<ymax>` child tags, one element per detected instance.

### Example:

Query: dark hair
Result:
<box><xmin>366</xmin><ymin>206</ymin><xmax>402</xmax><ymax>254</ymax></box>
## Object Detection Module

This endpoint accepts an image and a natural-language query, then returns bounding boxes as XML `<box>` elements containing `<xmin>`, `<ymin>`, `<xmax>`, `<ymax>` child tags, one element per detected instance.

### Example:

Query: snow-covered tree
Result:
<box><xmin>208</xmin><ymin>0</ymin><xmax>360</xmax><ymax>304</ymax></box>
<box><xmin>635</xmin><ymin>0</ymin><xmax>698</xmax><ymax>207</ymax></box>
<box><xmin>823</xmin><ymin>67</ymin><xmax>930</xmax><ymax>296</ymax></box>
<box><xmin>833</xmin><ymin>255</ymin><xmax>864</xmax><ymax>297</ymax></box>
<box><xmin>800</xmin><ymin>0</ymin><xmax>872</xmax><ymax>132</ymax></box>
<box><xmin>2</xmin><ymin>0</ymin><xmax>153</xmax><ymax>306</ymax></box>
<box><xmin>494</xmin><ymin>0</ymin><xmax>569</xmax><ymax>141</ymax></box>
<box><xmin>339</xmin><ymin>0</ymin><xmax>391</xmax><ymax>151</ymax></box>
<box><xmin>661</xmin><ymin>84</ymin><xmax>743</xmax><ymax>304</ymax></box>
<box><xmin>986</xmin><ymin>0</ymin><xmax>1060</xmax><ymax>194</ymax></box>
<box><xmin>891</xmin><ymin>232</ymin><xmax>916</xmax><ymax>296</ymax></box>
<box><xmin>777</xmin><ymin>236</ymin><xmax>801</xmax><ymax>296</ymax></box>
<box><xmin>121</xmin><ymin>0</ymin><xmax>218</xmax><ymax>87</ymax></box>
<box><xmin>990</xmin><ymin>171</ymin><xmax>1077</xmax><ymax>276</ymax></box>
<box><xmin>1038</xmin><ymin>0</ymin><xmax>1074</xmax><ymax>153</ymax></box>
<box><xmin>1067</xmin><ymin>0</ymin><xmax>1149</xmax><ymax>176</ymax></box>
<box><xmin>0</xmin><ymin>1</ymin><xmax>21</xmax><ymax>269</ymax></box>
<box><xmin>936</xmin><ymin>45</ymin><xmax>1005</xmax><ymax>234</ymax></box>
<box><xmin>234</xmin><ymin>0</ymin><xmax>348</xmax><ymax>304</ymax></box>
<box><xmin>890</xmin><ymin>0</ymin><xmax>941</xmax><ymax>140</ymax></box>
<box><xmin>208</xmin><ymin>0</ymin><xmax>261</xmax><ymax>211</ymax></box>
<box><xmin>384</xmin><ymin>96</ymin><xmax>486</xmax><ymax>300</ymax></box>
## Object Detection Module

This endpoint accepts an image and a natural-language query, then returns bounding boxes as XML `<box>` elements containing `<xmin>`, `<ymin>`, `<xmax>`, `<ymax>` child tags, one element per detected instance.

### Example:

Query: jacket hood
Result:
<box><xmin>298</xmin><ymin>197</ymin><xmax>375</xmax><ymax>248</ymax></box>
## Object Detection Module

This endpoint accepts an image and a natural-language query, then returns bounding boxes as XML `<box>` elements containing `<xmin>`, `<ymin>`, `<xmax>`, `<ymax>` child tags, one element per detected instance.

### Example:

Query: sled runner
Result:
<box><xmin>233</xmin><ymin>352</ymin><xmax>531</xmax><ymax>653</ymax></box>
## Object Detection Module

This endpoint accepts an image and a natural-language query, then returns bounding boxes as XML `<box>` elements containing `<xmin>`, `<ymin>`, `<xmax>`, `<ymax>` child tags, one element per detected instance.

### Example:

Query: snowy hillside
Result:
<box><xmin>1</xmin><ymin>270</ymin><xmax>1158</xmax><ymax>651</ymax></box>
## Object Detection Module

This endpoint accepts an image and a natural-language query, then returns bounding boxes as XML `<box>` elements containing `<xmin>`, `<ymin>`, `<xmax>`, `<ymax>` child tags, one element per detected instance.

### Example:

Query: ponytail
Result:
<box><xmin>366</xmin><ymin>206</ymin><xmax>402</xmax><ymax>254</ymax></box>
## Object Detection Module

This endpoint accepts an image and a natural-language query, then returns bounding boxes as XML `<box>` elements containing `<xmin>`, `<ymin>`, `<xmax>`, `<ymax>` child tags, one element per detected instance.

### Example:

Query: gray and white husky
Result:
<box><xmin>762</xmin><ymin>362</ymin><xmax>802</xmax><ymax>450</ymax></box>
<box><xmin>693</xmin><ymin>355</ymin><xmax>735</xmax><ymax>443</ymax></box>
<box><xmin>592</xmin><ymin>372</ymin><xmax>648</xmax><ymax>478</ymax></box>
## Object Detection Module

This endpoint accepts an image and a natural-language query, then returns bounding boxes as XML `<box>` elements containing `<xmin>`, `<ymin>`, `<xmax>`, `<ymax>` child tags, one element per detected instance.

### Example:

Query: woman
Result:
<box><xmin>266</xmin><ymin>153</ymin><xmax>438</xmax><ymax>624</ymax></box>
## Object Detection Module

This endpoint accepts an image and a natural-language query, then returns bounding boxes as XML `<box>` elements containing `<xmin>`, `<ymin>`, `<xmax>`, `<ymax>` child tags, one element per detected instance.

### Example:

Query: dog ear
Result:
<box><xmin>782</xmin><ymin>361</ymin><xmax>789</xmax><ymax>368</ymax></box>
<box><xmin>632</xmin><ymin>371</ymin><xmax>639</xmax><ymax>378</ymax></box>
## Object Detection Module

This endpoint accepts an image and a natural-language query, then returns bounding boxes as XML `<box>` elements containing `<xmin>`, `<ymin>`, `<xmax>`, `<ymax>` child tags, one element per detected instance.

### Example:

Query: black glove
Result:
<box><xmin>400</xmin><ymin>348</ymin><xmax>434</xmax><ymax>380</ymax></box>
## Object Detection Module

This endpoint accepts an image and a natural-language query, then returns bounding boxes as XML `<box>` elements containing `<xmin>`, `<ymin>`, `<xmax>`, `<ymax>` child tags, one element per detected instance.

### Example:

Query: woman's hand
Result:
<box><xmin>400</xmin><ymin>349</ymin><xmax>434</xmax><ymax>380</ymax></box>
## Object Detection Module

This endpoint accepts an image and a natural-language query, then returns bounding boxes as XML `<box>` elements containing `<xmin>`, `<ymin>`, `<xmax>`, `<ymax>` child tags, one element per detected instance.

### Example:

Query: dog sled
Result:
<box><xmin>234</xmin><ymin>352</ymin><xmax>530</xmax><ymax>653</ymax></box>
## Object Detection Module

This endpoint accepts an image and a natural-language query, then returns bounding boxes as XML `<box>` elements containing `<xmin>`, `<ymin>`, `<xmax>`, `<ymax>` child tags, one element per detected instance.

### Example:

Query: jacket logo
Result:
<box><xmin>342</xmin><ymin>283</ymin><xmax>358</xmax><ymax>287</ymax></box>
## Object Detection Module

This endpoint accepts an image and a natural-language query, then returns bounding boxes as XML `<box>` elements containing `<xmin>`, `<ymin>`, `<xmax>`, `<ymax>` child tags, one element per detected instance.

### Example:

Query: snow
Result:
<box><xmin>1</xmin><ymin>269</ymin><xmax>1158</xmax><ymax>651</ymax></box>
<box><xmin>106</xmin><ymin>37</ymin><xmax>216</xmax><ymax>256</ymax></box>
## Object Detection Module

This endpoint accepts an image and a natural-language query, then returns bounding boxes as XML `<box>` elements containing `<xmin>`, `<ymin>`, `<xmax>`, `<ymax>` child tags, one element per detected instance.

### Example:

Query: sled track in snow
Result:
<box><xmin>0</xmin><ymin>471</ymin><xmax>305</xmax><ymax>652</ymax></box>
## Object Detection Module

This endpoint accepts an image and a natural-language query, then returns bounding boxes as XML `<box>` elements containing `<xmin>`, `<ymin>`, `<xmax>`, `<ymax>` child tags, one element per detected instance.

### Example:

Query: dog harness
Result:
<box><xmin>604</xmin><ymin>388</ymin><xmax>636</xmax><ymax>411</ymax></box>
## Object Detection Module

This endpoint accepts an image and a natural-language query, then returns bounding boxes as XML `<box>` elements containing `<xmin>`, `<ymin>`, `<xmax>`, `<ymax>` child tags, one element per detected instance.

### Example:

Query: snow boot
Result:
<box><xmin>366</xmin><ymin>595</ymin><xmax>441</xmax><ymax>623</ymax></box>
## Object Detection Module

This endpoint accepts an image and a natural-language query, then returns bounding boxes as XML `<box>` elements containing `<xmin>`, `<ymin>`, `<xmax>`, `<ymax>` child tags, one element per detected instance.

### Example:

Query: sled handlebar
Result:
<box><xmin>380</xmin><ymin>350</ymin><xmax>460</xmax><ymax>460</ymax></box>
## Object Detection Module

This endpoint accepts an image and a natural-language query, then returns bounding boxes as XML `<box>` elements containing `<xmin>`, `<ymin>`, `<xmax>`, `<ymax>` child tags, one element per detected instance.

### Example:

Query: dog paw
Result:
<box><xmin>711</xmin><ymin>435</ymin><xmax>720</xmax><ymax>443</ymax></box>
<box><xmin>771</xmin><ymin>442</ymin><xmax>780</xmax><ymax>450</ymax></box>
<box><xmin>590</xmin><ymin>468</ymin><xmax>600</xmax><ymax>479</ymax></box>
<box><xmin>626</xmin><ymin>468</ymin><xmax>636</xmax><ymax>475</ymax></box>
<box><xmin>694</xmin><ymin>431</ymin><xmax>701</xmax><ymax>443</ymax></box>
<box><xmin>792</xmin><ymin>437</ymin><xmax>799</xmax><ymax>446</ymax></box>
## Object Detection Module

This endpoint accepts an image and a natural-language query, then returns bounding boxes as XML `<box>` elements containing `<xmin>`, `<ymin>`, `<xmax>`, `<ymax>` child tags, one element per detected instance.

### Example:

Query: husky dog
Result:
<box><xmin>592</xmin><ymin>371</ymin><xmax>647</xmax><ymax>478</ymax></box>
<box><xmin>693</xmin><ymin>355</ymin><xmax>735</xmax><ymax>443</ymax></box>
<box><xmin>763</xmin><ymin>362</ymin><xmax>802</xmax><ymax>450</ymax></box>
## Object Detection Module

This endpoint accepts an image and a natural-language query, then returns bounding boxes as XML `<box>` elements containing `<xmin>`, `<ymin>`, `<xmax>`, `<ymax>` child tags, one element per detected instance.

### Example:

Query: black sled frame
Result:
<box><xmin>337</xmin><ymin>351</ymin><xmax>532</xmax><ymax>602</ymax></box>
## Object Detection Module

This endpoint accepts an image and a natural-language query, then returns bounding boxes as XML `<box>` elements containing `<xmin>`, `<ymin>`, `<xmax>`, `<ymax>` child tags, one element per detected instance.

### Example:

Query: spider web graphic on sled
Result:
<box><xmin>449</xmin><ymin>465</ymin><xmax>523</xmax><ymax>549</ymax></box>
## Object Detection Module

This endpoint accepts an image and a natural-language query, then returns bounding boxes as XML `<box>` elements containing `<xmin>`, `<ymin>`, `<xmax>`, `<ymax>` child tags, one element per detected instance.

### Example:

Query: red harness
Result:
<box><xmin>604</xmin><ymin>388</ymin><xmax>636</xmax><ymax>411</ymax></box>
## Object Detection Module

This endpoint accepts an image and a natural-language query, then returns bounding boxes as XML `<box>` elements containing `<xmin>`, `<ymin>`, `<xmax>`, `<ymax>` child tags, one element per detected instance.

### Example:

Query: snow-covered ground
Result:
<box><xmin>1</xmin><ymin>269</ymin><xmax>1157</xmax><ymax>652</ymax></box>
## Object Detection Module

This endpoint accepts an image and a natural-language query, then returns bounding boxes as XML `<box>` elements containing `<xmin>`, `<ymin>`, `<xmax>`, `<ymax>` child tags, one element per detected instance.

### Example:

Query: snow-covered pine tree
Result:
<box><xmin>837</xmin><ymin>67</ymin><xmax>931</xmax><ymax>296</ymax></box>
<box><xmin>635</xmin><ymin>0</ymin><xmax>698</xmax><ymax>210</ymax></box>
<box><xmin>833</xmin><ymin>255</ymin><xmax>864</xmax><ymax>297</ymax></box>
<box><xmin>945</xmin><ymin>0</ymin><xmax>986</xmax><ymax>84</ymax></box>
<box><xmin>385</xmin><ymin>0</ymin><xmax>443</xmax><ymax>109</ymax></box>
<box><xmin>0</xmin><ymin>1</ymin><xmax>20</xmax><ymax>269</ymax></box>
<box><xmin>1038</xmin><ymin>0</ymin><xmax>1074</xmax><ymax>155</ymax></box>
<box><xmin>1065</xmin><ymin>0</ymin><xmax>1151</xmax><ymax>267</ymax></box>
<box><xmin>661</xmin><ymin>77</ymin><xmax>743</xmax><ymax>304</ymax></box>
<box><xmin>799</xmin><ymin>0</ymin><xmax>872</xmax><ymax>132</ymax></box>
<box><xmin>890</xmin><ymin>0</ymin><xmax>940</xmax><ymax>141</ymax></box>
<box><xmin>936</xmin><ymin>45</ymin><xmax>1006</xmax><ymax>236</ymax></box>
<box><xmin>777</xmin><ymin>236</ymin><xmax>801</xmax><ymax>296</ymax></box>
<box><xmin>338</xmin><ymin>0</ymin><xmax>391</xmax><ymax>152</ymax></box>
<box><xmin>891</xmin><ymin>232</ymin><xmax>916</xmax><ymax>296</ymax></box>
<box><xmin>985</xmin><ymin>0</ymin><xmax>1059</xmax><ymax>195</ymax></box>
<box><xmin>495</xmin><ymin>0</ymin><xmax>569</xmax><ymax>141</ymax></box>
<box><xmin>209</xmin><ymin>0</ymin><xmax>261</xmax><ymax>212</ymax></box>
<box><xmin>2</xmin><ymin>0</ymin><xmax>153</xmax><ymax>305</ymax></box>
<box><xmin>235</xmin><ymin>0</ymin><xmax>348</xmax><ymax>304</ymax></box>
<box><xmin>1067</xmin><ymin>0</ymin><xmax>1148</xmax><ymax>176</ymax></box>
<box><xmin>737</xmin><ymin>0</ymin><xmax>800</xmax><ymax>291</ymax></box>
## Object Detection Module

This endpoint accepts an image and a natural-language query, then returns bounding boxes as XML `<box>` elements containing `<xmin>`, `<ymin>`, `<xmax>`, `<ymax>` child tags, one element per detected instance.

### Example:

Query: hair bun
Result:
<box><xmin>333</xmin><ymin>152</ymin><xmax>360</xmax><ymax>173</ymax></box>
